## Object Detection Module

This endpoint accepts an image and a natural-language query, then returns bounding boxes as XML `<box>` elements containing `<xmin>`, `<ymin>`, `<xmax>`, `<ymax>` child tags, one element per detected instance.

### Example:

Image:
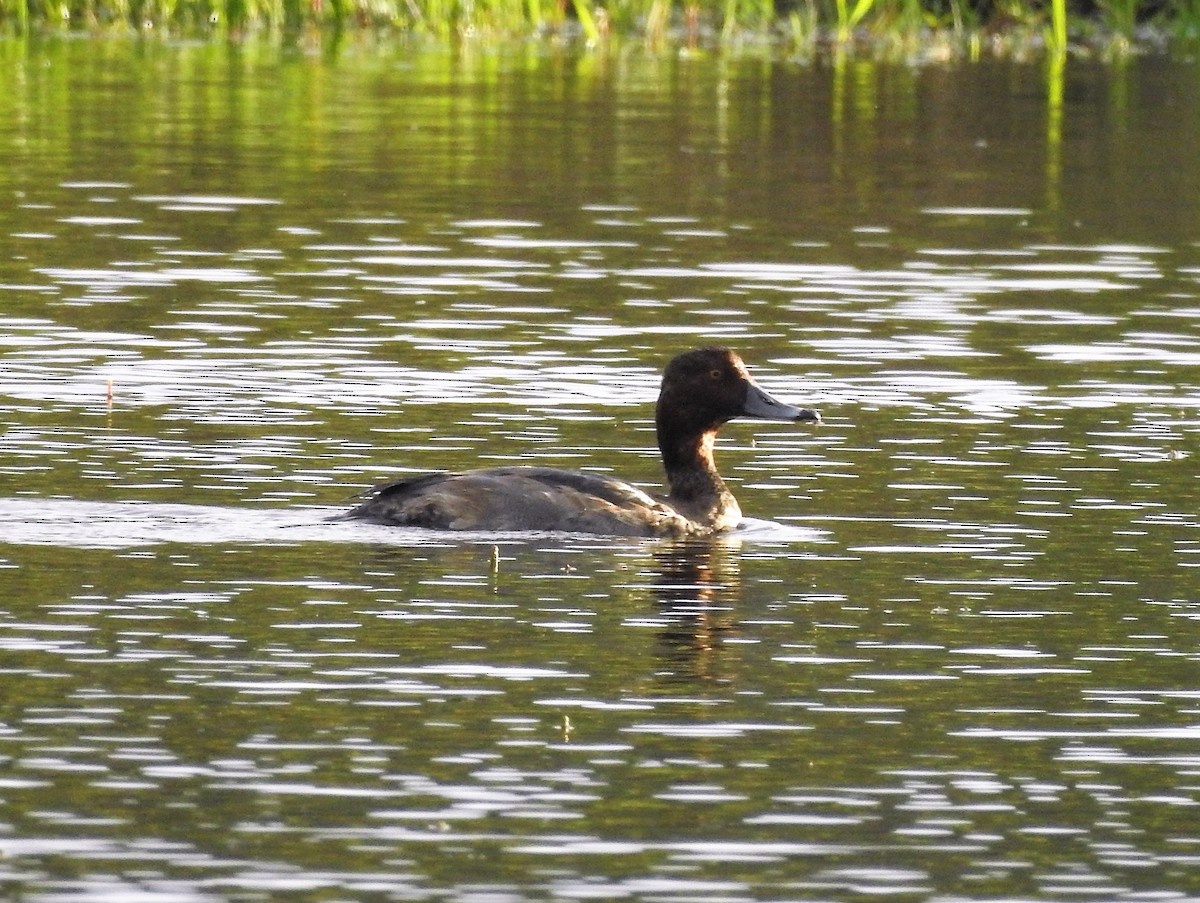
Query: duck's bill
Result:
<box><xmin>742</xmin><ymin>382</ymin><xmax>821</xmax><ymax>423</ymax></box>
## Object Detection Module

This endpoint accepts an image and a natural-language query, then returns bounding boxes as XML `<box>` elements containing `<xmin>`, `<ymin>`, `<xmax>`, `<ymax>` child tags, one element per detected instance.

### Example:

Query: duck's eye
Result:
<box><xmin>709</xmin><ymin>368</ymin><xmax>722</xmax><ymax>380</ymax></box>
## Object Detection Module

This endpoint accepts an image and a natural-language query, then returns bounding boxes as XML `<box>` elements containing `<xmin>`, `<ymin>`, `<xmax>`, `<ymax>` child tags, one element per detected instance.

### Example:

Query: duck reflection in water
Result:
<box><xmin>348</xmin><ymin>347</ymin><xmax>820</xmax><ymax>536</ymax></box>
<box><xmin>649</xmin><ymin>539</ymin><xmax>743</xmax><ymax>685</ymax></box>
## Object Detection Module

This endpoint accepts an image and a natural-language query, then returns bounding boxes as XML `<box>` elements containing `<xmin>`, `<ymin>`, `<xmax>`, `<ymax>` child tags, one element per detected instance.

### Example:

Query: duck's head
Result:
<box><xmin>657</xmin><ymin>347</ymin><xmax>820</xmax><ymax>433</ymax></box>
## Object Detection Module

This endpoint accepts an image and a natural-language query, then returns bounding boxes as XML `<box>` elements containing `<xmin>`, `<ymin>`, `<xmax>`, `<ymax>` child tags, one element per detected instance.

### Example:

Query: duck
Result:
<box><xmin>346</xmin><ymin>347</ymin><xmax>820</xmax><ymax>537</ymax></box>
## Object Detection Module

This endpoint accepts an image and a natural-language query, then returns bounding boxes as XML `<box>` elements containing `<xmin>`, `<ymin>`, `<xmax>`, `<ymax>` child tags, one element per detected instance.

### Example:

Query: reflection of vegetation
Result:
<box><xmin>0</xmin><ymin>0</ymin><xmax>1192</xmax><ymax>54</ymax></box>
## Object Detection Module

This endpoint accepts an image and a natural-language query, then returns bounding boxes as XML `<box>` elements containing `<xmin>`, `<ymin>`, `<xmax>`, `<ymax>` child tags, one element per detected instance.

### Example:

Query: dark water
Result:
<box><xmin>2</xmin><ymin>36</ymin><xmax>1200</xmax><ymax>902</ymax></box>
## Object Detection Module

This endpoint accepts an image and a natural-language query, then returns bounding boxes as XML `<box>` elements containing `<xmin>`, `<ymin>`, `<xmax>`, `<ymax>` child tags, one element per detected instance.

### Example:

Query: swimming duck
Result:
<box><xmin>347</xmin><ymin>347</ymin><xmax>819</xmax><ymax>536</ymax></box>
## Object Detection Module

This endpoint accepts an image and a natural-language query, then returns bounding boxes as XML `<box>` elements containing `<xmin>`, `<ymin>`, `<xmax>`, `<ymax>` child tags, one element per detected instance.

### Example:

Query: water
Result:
<box><xmin>2</xmin><ymin>36</ymin><xmax>1200</xmax><ymax>901</ymax></box>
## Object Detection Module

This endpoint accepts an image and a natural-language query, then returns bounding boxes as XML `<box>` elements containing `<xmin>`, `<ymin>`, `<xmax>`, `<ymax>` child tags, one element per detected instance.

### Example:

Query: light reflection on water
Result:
<box><xmin>2</xmin><ymin>43</ymin><xmax>1200</xmax><ymax>903</ymax></box>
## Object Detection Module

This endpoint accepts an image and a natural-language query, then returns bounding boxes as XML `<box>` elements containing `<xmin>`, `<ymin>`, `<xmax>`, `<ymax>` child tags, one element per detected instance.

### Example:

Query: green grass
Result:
<box><xmin>0</xmin><ymin>0</ymin><xmax>1194</xmax><ymax>52</ymax></box>
<box><xmin>1047</xmin><ymin>0</ymin><xmax>1068</xmax><ymax>54</ymax></box>
<box><xmin>833</xmin><ymin>0</ymin><xmax>877</xmax><ymax>42</ymax></box>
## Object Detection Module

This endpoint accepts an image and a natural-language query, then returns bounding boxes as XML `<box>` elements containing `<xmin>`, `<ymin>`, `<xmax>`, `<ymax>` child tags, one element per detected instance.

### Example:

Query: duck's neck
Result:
<box><xmin>659</xmin><ymin>429</ymin><xmax>742</xmax><ymax>531</ymax></box>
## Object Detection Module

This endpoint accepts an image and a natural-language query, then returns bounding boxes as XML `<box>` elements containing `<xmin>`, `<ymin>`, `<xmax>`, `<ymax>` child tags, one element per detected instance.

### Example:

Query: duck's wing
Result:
<box><xmin>346</xmin><ymin>466</ymin><xmax>695</xmax><ymax>536</ymax></box>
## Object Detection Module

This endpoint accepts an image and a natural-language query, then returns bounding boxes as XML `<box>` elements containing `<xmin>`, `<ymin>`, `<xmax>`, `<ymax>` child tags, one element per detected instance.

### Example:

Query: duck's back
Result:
<box><xmin>347</xmin><ymin>466</ymin><xmax>696</xmax><ymax>536</ymax></box>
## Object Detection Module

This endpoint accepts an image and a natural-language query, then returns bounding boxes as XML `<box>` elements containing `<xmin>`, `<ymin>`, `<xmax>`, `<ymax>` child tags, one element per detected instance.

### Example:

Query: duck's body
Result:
<box><xmin>353</xmin><ymin>466</ymin><xmax>698</xmax><ymax>537</ymax></box>
<box><xmin>347</xmin><ymin>347</ymin><xmax>819</xmax><ymax>537</ymax></box>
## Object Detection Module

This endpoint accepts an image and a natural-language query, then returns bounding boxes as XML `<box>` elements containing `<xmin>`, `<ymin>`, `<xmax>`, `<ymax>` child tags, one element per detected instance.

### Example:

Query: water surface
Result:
<box><xmin>1</xmin><ymin>37</ymin><xmax>1200</xmax><ymax>902</ymax></box>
